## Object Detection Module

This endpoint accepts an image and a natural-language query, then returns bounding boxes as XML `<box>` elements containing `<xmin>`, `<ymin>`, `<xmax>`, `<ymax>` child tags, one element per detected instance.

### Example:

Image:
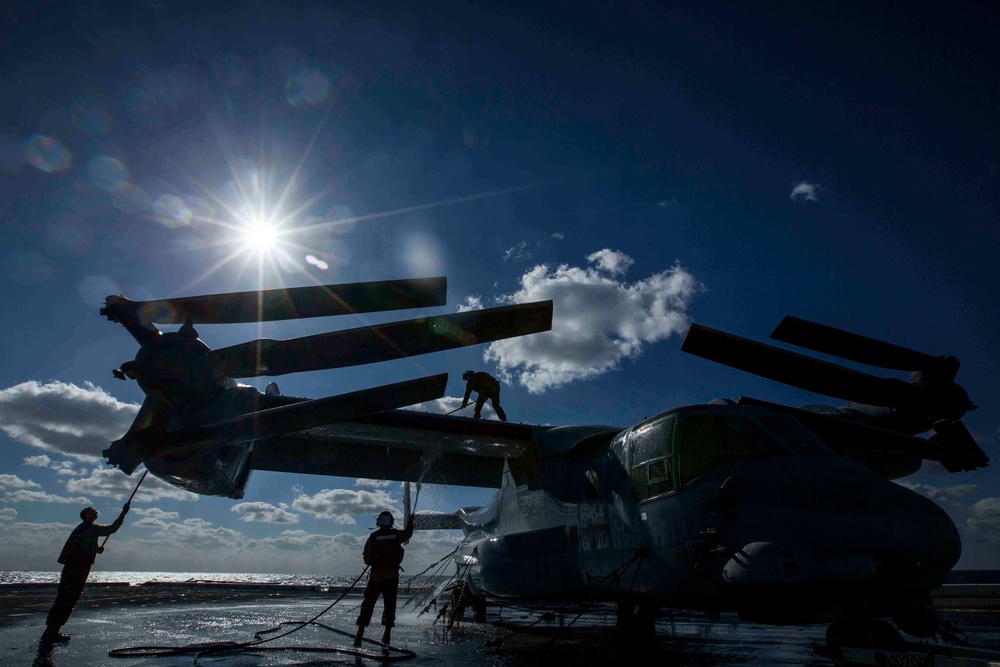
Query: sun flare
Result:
<box><xmin>243</xmin><ymin>220</ymin><xmax>278</xmax><ymax>253</ymax></box>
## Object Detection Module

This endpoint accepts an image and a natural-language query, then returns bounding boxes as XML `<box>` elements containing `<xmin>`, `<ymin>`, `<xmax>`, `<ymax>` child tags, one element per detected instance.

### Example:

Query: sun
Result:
<box><xmin>241</xmin><ymin>219</ymin><xmax>279</xmax><ymax>253</ymax></box>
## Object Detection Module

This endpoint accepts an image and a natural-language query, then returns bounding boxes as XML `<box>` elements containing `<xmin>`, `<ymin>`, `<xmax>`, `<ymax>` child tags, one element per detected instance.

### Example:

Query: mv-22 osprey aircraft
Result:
<box><xmin>100</xmin><ymin>276</ymin><xmax>989</xmax><ymax>653</ymax></box>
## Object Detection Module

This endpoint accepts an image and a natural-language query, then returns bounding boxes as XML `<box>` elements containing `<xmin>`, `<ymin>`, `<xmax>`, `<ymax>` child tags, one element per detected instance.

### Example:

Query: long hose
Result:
<box><xmin>108</xmin><ymin>565</ymin><xmax>416</xmax><ymax>662</ymax></box>
<box><xmin>106</xmin><ymin>469</ymin><xmax>422</xmax><ymax>662</ymax></box>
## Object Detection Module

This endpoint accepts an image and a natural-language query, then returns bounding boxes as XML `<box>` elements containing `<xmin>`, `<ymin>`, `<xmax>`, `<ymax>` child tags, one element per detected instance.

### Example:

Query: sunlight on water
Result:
<box><xmin>0</xmin><ymin>570</ymin><xmax>448</xmax><ymax>588</ymax></box>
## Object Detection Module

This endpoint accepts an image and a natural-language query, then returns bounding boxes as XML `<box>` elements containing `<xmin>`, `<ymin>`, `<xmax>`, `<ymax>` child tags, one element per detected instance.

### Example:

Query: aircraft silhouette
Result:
<box><xmin>100</xmin><ymin>276</ymin><xmax>552</xmax><ymax>496</ymax></box>
<box><xmin>100</xmin><ymin>278</ymin><xmax>989</xmax><ymax>654</ymax></box>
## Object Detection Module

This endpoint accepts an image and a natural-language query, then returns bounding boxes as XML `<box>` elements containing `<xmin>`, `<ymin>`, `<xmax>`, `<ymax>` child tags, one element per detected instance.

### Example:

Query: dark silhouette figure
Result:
<box><xmin>461</xmin><ymin>370</ymin><xmax>507</xmax><ymax>422</ymax></box>
<box><xmin>41</xmin><ymin>504</ymin><xmax>130</xmax><ymax>644</ymax></box>
<box><xmin>354</xmin><ymin>511</ymin><xmax>415</xmax><ymax>648</ymax></box>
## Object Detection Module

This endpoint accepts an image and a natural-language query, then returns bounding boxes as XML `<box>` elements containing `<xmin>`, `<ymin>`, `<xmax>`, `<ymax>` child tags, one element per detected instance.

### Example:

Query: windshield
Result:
<box><xmin>677</xmin><ymin>413</ymin><xmax>788</xmax><ymax>486</ymax></box>
<box><xmin>755</xmin><ymin>414</ymin><xmax>834</xmax><ymax>457</ymax></box>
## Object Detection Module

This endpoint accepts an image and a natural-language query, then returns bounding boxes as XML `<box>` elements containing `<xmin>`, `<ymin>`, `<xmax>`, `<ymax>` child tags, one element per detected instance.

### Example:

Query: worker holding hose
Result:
<box><xmin>40</xmin><ymin>471</ymin><xmax>145</xmax><ymax>645</ymax></box>
<box><xmin>354</xmin><ymin>510</ymin><xmax>415</xmax><ymax>648</ymax></box>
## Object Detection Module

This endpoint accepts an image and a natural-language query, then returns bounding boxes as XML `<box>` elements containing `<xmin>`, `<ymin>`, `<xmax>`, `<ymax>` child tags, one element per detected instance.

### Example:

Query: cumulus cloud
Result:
<box><xmin>966</xmin><ymin>497</ymin><xmax>1000</xmax><ymax>545</ymax></box>
<box><xmin>790</xmin><ymin>181</ymin><xmax>820</xmax><ymax>202</ymax></box>
<box><xmin>65</xmin><ymin>467</ymin><xmax>195</xmax><ymax>503</ymax></box>
<box><xmin>481</xmin><ymin>250</ymin><xmax>703</xmax><ymax>393</ymax></box>
<box><xmin>7</xmin><ymin>489</ymin><xmax>89</xmax><ymax>504</ymax></box>
<box><xmin>231</xmin><ymin>501</ymin><xmax>298</xmax><ymax>524</ymax></box>
<box><xmin>134</xmin><ymin>507</ymin><xmax>179</xmax><ymax>520</ymax></box>
<box><xmin>249</xmin><ymin>529</ymin><xmax>338</xmax><ymax>552</ymax></box>
<box><xmin>129</xmin><ymin>516</ymin><xmax>248</xmax><ymax>550</ymax></box>
<box><xmin>23</xmin><ymin>454</ymin><xmax>78</xmax><ymax>476</ymax></box>
<box><xmin>291</xmin><ymin>487</ymin><xmax>400</xmax><ymax>524</ymax></box>
<box><xmin>457</xmin><ymin>295</ymin><xmax>483</xmax><ymax>312</ymax></box>
<box><xmin>896</xmin><ymin>482</ymin><xmax>979</xmax><ymax>506</ymax></box>
<box><xmin>23</xmin><ymin>455</ymin><xmax>51</xmax><ymax>467</ymax></box>
<box><xmin>0</xmin><ymin>381</ymin><xmax>139</xmax><ymax>459</ymax></box>
<box><xmin>0</xmin><ymin>508</ymin><xmax>16</xmax><ymax>522</ymax></box>
<box><xmin>403</xmin><ymin>395</ymin><xmax>499</xmax><ymax>420</ymax></box>
<box><xmin>586</xmin><ymin>249</ymin><xmax>634</xmax><ymax>275</ymax></box>
<box><xmin>356</xmin><ymin>478</ymin><xmax>395</xmax><ymax>488</ymax></box>
<box><xmin>0</xmin><ymin>474</ymin><xmax>41</xmax><ymax>491</ymax></box>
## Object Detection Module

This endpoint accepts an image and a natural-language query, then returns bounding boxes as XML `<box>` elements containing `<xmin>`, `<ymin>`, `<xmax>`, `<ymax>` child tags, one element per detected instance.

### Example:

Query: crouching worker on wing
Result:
<box><xmin>355</xmin><ymin>510</ymin><xmax>415</xmax><ymax>648</ymax></box>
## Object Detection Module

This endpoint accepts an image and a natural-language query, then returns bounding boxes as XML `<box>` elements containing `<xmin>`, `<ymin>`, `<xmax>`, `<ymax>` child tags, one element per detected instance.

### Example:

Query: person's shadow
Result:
<box><xmin>33</xmin><ymin>639</ymin><xmax>57</xmax><ymax>667</ymax></box>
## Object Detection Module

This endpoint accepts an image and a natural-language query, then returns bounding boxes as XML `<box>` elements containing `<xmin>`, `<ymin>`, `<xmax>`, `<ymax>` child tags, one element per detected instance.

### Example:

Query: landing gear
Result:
<box><xmin>444</xmin><ymin>580</ymin><xmax>488</xmax><ymax>628</ymax></box>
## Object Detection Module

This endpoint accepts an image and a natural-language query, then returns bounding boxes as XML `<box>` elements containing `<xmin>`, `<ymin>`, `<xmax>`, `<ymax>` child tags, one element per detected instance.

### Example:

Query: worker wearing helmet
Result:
<box><xmin>461</xmin><ymin>370</ymin><xmax>507</xmax><ymax>422</ymax></box>
<box><xmin>354</xmin><ymin>510</ymin><xmax>415</xmax><ymax>648</ymax></box>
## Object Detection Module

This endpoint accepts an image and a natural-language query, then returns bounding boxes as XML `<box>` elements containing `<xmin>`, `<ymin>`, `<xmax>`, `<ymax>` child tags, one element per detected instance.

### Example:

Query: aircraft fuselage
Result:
<box><xmin>460</xmin><ymin>403</ymin><xmax>960</xmax><ymax>627</ymax></box>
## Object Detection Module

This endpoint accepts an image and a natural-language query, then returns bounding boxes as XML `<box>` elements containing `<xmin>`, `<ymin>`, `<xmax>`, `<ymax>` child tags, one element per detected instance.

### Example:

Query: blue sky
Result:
<box><xmin>0</xmin><ymin>2</ymin><xmax>997</xmax><ymax>575</ymax></box>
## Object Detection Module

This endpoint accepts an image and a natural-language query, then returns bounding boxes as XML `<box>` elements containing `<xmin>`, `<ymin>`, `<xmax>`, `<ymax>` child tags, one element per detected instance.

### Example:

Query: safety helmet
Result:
<box><xmin>462</xmin><ymin>370</ymin><xmax>474</xmax><ymax>381</ymax></box>
<box><xmin>376</xmin><ymin>511</ymin><xmax>394</xmax><ymax>528</ymax></box>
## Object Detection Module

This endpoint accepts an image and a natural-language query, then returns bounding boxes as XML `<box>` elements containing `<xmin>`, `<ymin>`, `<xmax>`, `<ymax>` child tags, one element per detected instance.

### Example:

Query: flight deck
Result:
<box><xmin>2</xmin><ymin>582</ymin><xmax>999</xmax><ymax>666</ymax></box>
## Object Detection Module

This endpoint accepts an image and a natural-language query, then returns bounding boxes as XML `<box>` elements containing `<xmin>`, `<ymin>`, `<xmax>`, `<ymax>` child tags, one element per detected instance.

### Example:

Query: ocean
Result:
<box><xmin>0</xmin><ymin>570</ymin><xmax>445</xmax><ymax>588</ymax></box>
<box><xmin>4</xmin><ymin>569</ymin><xmax>997</xmax><ymax>587</ymax></box>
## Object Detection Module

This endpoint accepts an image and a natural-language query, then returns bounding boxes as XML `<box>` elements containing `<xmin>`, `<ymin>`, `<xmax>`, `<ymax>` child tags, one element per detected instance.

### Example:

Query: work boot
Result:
<box><xmin>354</xmin><ymin>628</ymin><xmax>363</xmax><ymax>648</ymax></box>
<box><xmin>381</xmin><ymin>628</ymin><xmax>392</xmax><ymax>645</ymax></box>
<box><xmin>40</xmin><ymin>629</ymin><xmax>70</xmax><ymax>644</ymax></box>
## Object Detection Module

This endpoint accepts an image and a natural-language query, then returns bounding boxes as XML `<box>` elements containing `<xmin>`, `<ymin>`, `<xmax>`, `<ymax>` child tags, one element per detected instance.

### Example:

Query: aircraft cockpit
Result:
<box><xmin>622</xmin><ymin>406</ymin><xmax>836</xmax><ymax>502</ymax></box>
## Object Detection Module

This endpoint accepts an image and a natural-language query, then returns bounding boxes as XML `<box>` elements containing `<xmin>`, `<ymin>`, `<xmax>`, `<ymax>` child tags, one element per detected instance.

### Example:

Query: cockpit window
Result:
<box><xmin>755</xmin><ymin>415</ymin><xmax>834</xmax><ymax>457</ymax></box>
<box><xmin>628</xmin><ymin>417</ymin><xmax>675</xmax><ymax>501</ymax></box>
<box><xmin>677</xmin><ymin>414</ymin><xmax>787</xmax><ymax>486</ymax></box>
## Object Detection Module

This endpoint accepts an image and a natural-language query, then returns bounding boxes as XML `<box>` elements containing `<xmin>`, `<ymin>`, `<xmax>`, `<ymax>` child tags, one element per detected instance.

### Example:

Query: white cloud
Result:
<box><xmin>403</xmin><ymin>396</ymin><xmax>498</xmax><ymax>420</ymax></box>
<box><xmin>586</xmin><ymin>248</ymin><xmax>634</xmax><ymax>275</ymax></box>
<box><xmin>503</xmin><ymin>241</ymin><xmax>532</xmax><ymax>262</ymax></box>
<box><xmin>0</xmin><ymin>508</ymin><xmax>17</xmax><ymax>521</ymax></box>
<box><xmin>356</xmin><ymin>478</ymin><xmax>395</xmax><ymax>488</ymax></box>
<box><xmin>23</xmin><ymin>455</ymin><xmax>51</xmax><ymax>467</ymax></box>
<box><xmin>966</xmin><ymin>497</ymin><xmax>1000</xmax><ymax>545</ymax></box>
<box><xmin>292</xmin><ymin>487</ymin><xmax>400</xmax><ymax>524</ymax></box>
<box><xmin>7</xmin><ymin>489</ymin><xmax>89</xmax><ymax>504</ymax></box>
<box><xmin>0</xmin><ymin>381</ymin><xmax>139</xmax><ymax>459</ymax></box>
<box><xmin>551</xmin><ymin>232</ymin><xmax>565</xmax><ymax>240</ymax></box>
<box><xmin>134</xmin><ymin>507</ymin><xmax>179</xmax><ymax>520</ymax></box>
<box><xmin>790</xmin><ymin>181</ymin><xmax>820</xmax><ymax>202</ymax></box>
<box><xmin>231</xmin><ymin>501</ymin><xmax>298</xmax><ymax>524</ymax></box>
<box><xmin>457</xmin><ymin>295</ymin><xmax>483</xmax><ymax>313</ymax></box>
<box><xmin>483</xmin><ymin>251</ymin><xmax>703</xmax><ymax>393</ymax></box>
<box><xmin>65</xmin><ymin>467</ymin><xmax>196</xmax><ymax>503</ymax></box>
<box><xmin>0</xmin><ymin>474</ymin><xmax>41</xmax><ymax>490</ymax></box>
<box><xmin>896</xmin><ymin>482</ymin><xmax>979</xmax><ymax>505</ymax></box>
<box><xmin>249</xmin><ymin>529</ymin><xmax>341</xmax><ymax>552</ymax></box>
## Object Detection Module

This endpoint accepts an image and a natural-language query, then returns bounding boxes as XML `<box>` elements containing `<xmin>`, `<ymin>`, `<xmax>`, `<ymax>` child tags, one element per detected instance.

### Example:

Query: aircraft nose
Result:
<box><xmin>719</xmin><ymin>458</ymin><xmax>961</xmax><ymax>592</ymax></box>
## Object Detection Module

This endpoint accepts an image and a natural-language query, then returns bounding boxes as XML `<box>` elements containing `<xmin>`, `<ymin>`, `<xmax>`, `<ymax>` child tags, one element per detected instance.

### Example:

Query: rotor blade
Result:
<box><xmin>770</xmin><ymin>316</ymin><xmax>958</xmax><ymax>379</ymax></box>
<box><xmin>103</xmin><ymin>374</ymin><xmax>449</xmax><ymax>472</ymax></box>
<box><xmin>929</xmin><ymin>420</ymin><xmax>990</xmax><ymax>472</ymax></box>
<box><xmin>681</xmin><ymin>323</ymin><xmax>922</xmax><ymax>408</ymax></box>
<box><xmin>208</xmin><ymin>301</ymin><xmax>553</xmax><ymax>378</ymax></box>
<box><xmin>104</xmin><ymin>277</ymin><xmax>448</xmax><ymax>326</ymax></box>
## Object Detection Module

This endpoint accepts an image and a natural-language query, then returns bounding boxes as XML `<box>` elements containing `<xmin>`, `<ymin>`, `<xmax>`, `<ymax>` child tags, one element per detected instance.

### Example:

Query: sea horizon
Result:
<box><xmin>2</xmin><ymin>569</ymin><xmax>997</xmax><ymax>587</ymax></box>
<box><xmin>0</xmin><ymin>570</ymin><xmax>449</xmax><ymax>587</ymax></box>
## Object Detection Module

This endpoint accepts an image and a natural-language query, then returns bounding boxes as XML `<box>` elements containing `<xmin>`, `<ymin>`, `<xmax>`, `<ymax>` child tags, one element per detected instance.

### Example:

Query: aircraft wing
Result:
<box><xmin>248</xmin><ymin>411</ymin><xmax>538</xmax><ymax>488</ymax></box>
<box><xmin>105</xmin><ymin>375</ymin><xmax>452</xmax><ymax>474</ymax></box>
<box><xmin>248</xmin><ymin>411</ymin><xmax>623</xmax><ymax>488</ymax></box>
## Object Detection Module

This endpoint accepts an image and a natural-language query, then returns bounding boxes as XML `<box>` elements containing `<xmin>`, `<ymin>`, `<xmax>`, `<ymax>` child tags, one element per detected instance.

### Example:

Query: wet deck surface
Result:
<box><xmin>2</xmin><ymin>583</ymin><xmax>999</xmax><ymax>666</ymax></box>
